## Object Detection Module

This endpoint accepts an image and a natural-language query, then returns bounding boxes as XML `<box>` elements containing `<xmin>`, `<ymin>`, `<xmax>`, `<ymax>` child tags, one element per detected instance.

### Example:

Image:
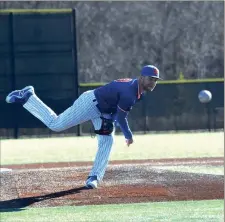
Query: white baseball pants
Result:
<box><xmin>23</xmin><ymin>90</ymin><xmax>114</xmax><ymax>181</ymax></box>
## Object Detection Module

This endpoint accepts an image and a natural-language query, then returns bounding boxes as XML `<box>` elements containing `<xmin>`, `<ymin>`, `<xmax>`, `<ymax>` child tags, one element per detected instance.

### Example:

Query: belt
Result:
<box><xmin>93</xmin><ymin>99</ymin><xmax>116</xmax><ymax>114</ymax></box>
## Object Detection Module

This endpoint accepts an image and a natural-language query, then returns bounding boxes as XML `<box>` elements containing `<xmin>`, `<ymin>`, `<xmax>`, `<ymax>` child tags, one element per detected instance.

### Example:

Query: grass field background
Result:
<box><xmin>1</xmin><ymin>131</ymin><xmax>223</xmax><ymax>165</ymax></box>
<box><xmin>153</xmin><ymin>165</ymin><xmax>224</xmax><ymax>175</ymax></box>
<box><xmin>0</xmin><ymin>132</ymin><xmax>224</xmax><ymax>222</ymax></box>
<box><xmin>1</xmin><ymin>200</ymin><xmax>223</xmax><ymax>222</ymax></box>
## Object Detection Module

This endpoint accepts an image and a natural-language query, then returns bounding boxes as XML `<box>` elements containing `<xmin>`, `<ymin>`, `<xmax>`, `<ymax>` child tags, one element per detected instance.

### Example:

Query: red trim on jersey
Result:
<box><xmin>137</xmin><ymin>80</ymin><xmax>141</xmax><ymax>99</ymax></box>
<box><xmin>115</xmin><ymin>78</ymin><xmax>132</xmax><ymax>82</ymax></box>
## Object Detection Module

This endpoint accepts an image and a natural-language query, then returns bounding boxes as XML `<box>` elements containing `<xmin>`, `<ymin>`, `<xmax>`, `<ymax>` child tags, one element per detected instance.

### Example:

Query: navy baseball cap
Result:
<box><xmin>141</xmin><ymin>65</ymin><xmax>162</xmax><ymax>80</ymax></box>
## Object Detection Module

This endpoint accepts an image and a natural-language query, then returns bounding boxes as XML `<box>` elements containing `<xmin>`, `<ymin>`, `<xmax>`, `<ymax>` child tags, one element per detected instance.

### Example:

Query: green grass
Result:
<box><xmin>1</xmin><ymin>132</ymin><xmax>223</xmax><ymax>165</ymax></box>
<box><xmin>0</xmin><ymin>200</ymin><xmax>223</xmax><ymax>222</ymax></box>
<box><xmin>153</xmin><ymin>166</ymin><xmax>224</xmax><ymax>175</ymax></box>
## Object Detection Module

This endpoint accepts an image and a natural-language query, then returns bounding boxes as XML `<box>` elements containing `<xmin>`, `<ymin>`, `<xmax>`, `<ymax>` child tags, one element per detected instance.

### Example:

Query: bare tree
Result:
<box><xmin>0</xmin><ymin>1</ymin><xmax>223</xmax><ymax>81</ymax></box>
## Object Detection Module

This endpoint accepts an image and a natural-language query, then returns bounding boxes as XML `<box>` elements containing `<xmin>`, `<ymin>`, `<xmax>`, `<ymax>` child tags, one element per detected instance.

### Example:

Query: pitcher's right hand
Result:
<box><xmin>126</xmin><ymin>138</ymin><xmax>133</xmax><ymax>147</ymax></box>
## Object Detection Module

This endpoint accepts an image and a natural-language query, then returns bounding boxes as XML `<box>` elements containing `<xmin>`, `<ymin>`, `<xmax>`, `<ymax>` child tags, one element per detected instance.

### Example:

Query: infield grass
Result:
<box><xmin>0</xmin><ymin>199</ymin><xmax>223</xmax><ymax>222</ymax></box>
<box><xmin>1</xmin><ymin>132</ymin><xmax>223</xmax><ymax>165</ymax></box>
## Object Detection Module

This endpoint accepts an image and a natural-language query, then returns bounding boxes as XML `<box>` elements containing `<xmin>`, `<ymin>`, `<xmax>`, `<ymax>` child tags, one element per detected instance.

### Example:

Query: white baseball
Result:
<box><xmin>198</xmin><ymin>90</ymin><xmax>212</xmax><ymax>103</ymax></box>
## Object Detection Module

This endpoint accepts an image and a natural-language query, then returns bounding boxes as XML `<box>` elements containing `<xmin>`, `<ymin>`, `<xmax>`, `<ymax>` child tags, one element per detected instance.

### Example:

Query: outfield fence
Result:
<box><xmin>0</xmin><ymin>9</ymin><xmax>79</xmax><ymax>138</ymax></box>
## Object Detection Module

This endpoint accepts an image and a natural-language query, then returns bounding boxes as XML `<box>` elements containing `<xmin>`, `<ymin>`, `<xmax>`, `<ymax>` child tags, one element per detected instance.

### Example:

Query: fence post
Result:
<box><xmin>71</xmin><ymin>8</ymin><xmax>80</xmax><ymax>136</ymax></box>
<box><xmin>206</xmin><ymin>103</ymin><xmax>211</xmax><ymax>131</ymax></box>
<box><xmin>144</xmin><ymin>101</ymin><xmax>147</xmax><ymax>133</ymax></box>
<box><xmin>204</xmin><ymin>83</ymin><xmax>212</xmax><ymax>132</ymax></box>
<box><xmin>8</xmin><ymin>12</ymin><xmax>18</xmax><ymax>139</ymax></box>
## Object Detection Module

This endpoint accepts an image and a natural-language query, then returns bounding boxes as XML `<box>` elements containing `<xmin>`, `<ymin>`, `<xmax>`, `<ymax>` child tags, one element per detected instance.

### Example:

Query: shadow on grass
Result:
<box><xmin>0</xmin><ymin>186</ymin><xmax>89</xmax><ymax>212</ymax></box>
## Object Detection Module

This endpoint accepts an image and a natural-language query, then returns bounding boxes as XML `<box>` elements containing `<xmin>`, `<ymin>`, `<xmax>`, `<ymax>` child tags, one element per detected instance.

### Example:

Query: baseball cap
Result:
<box><xmin>141</xmin><ymin>65</ymin><xmax>162</xmax><ymax>80</ymax></box>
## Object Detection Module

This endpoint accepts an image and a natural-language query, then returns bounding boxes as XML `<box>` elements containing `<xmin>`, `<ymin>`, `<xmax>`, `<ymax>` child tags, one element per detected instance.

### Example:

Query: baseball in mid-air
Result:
<box><xmin>198</xmin><ymin>90</ymin><xmax>212</xmax><ymax>103</ymax></box>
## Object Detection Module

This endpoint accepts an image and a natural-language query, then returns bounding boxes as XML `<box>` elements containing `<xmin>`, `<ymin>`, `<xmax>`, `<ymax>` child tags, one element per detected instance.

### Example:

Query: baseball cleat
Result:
<box><xmin>85</xmin><ymin>176</ymin><xmax>98</xmax><ymax>189</ymax></box>
<box><xmin>6</xmin><ymin>86</ymin><xmax>34</xmax><ymax>104</ymax></box>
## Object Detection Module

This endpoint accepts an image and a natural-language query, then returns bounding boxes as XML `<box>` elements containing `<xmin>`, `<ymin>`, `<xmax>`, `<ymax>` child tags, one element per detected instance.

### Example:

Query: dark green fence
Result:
<box><xmin>0</xmin><ymin>9</ymin><xmax>79</xmax><ymax>138</ymax></box>
<box><xmin>1</xmin><ymin>79</ymin><xmax>224</xmax><ymax>138</ymax></box>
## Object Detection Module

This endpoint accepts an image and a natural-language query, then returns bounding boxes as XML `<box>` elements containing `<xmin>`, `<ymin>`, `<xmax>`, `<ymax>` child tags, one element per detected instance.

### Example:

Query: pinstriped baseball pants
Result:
<box><xmin>23</xmin><ymin>90</ymin><xmax>114</xmax><ymax>181</ymax></box>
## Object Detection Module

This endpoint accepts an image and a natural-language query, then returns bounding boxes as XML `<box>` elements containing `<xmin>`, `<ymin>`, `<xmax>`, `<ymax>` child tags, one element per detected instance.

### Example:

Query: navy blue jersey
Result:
<box><xmin>94</xmin><ymin>78</ymin><xmax>143</xmax><ymax>139</ymax></box>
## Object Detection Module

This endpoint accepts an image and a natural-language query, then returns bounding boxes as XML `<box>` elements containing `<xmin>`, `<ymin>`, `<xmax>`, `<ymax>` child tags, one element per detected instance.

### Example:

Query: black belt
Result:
<box><xmin>93</xmin><ymin>99</ymin><xmax>116</xmax><ymax>114</ymax></box>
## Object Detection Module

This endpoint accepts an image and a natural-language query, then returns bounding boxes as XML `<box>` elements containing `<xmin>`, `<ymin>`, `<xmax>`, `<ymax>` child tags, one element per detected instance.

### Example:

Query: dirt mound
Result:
<box><xmin>0</xmin><ymin>158</ymin><xmax>223</xmax><ymax>209</ymax></box>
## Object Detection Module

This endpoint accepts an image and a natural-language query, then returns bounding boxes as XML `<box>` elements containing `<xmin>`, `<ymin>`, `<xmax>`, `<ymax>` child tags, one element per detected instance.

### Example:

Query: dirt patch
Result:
<box><xmin>0</xmin><ymin>157</ymin><xmax>224</xmax><ymax>209</ymax></box>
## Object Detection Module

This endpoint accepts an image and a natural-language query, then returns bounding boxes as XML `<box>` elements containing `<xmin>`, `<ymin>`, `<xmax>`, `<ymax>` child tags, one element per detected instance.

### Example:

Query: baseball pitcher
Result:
<box><xmin>6</xmin><ymin>65</ymin><xmax>162</xmax><ymax>189</ymax></box>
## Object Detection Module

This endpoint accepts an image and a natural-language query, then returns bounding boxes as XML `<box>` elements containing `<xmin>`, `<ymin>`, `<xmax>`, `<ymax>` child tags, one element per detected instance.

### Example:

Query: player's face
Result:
<box><xmin>142</xmin><ymin>76</ymin><xmax>158</xmax><ymax>91</ymax></box>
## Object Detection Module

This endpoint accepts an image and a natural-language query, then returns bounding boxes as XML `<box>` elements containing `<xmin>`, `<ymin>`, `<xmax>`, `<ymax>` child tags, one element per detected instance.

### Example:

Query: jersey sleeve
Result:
<box><xmin>115</xmin><ymin>95</ymin><xmax>134</xmax><ymax>140</ymax></box>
